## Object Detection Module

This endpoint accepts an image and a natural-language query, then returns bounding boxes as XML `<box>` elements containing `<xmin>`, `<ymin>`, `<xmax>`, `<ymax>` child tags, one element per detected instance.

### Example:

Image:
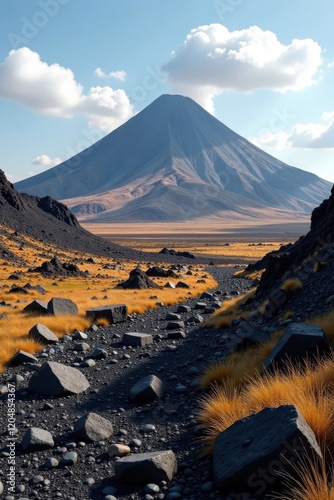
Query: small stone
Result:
<box><xmin>122</xmin><ymin>332</ymin><xmax>153</xmax><ymax>347</ymax></box>
<box><xmin>142</xmin><ymin>424</ymin><xmax>156</xmax><ymax>433</ymax></box>
<box><xmin>73</xmin><ymin>342</ymin><xmax>90</xmax><ymax>351</ymax></box>
<box><xmin>130</xmin><ymin>375</ymin><xmax>164</xmax><ymax>404</ymax></box>
<box><xmin>145</xmin><ymin>483</ymin><xmax>160</xmax><ymax>494</ymax></box>
<box><xmin>43</xmin><ymin>457</ymin><xmax>59</xmax><ymax>469</ymax></box>
<box><xmin>108</xmin><ymin>444</ymin><xmax>131</xmax><ymax>458</ymax></box>
<box><xmin>61</xmin><ymin>451</ymin><xmax>78</xmax><ymax>466</ymax></box>
<box><xmin>81</xmin><ymin>359</ymin><xmax>96</xmax><ymax>368</ymax></box>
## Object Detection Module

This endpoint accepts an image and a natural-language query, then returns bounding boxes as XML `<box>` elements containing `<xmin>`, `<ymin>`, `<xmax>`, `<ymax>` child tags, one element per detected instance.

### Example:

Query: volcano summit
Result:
<box><xmin>16</xmin><ymin>94</ymin><xmax>332</xmax><ymax>222</ymax></box>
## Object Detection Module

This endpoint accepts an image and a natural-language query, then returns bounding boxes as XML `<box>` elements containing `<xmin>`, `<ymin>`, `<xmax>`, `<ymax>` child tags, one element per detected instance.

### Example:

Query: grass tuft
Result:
<box><xmin>198</xmin><ymin>355</ymin><xmax>334</xmax><ymax>457</ymax></box>
<box><xmin>280</xmin><ymin>278</ymin><xmax>303</xmax><ymax>293</ymax></box>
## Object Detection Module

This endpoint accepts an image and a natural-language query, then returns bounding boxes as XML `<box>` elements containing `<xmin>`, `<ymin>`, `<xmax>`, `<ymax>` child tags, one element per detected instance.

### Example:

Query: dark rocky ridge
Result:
<box><xmin>254</xmin><ymin>184</ymin><xmax>334</xmax><ymax>296</ymax></box>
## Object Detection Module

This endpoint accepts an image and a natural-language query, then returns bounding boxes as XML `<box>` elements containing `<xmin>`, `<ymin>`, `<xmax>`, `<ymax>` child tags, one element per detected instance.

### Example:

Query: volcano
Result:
<box><xmin>15</xmin><ymin>94</ymin><xmax>332</xmax><ymax>222</ymax></box>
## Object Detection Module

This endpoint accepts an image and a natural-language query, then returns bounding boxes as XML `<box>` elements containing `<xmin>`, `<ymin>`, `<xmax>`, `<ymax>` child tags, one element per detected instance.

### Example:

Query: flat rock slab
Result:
<box><xmin>86</xmin><ymin>304</ymin><xmax>128</xmax><ymax>324</ymax></box>
<box><xmin>130</xmin><ymin>374</ymin><xmax>164</xmax><ymax>404</ymax></box>
<box><xmin>22</xmin><ymin>427</ymin><xmax>54</xmax><ymax>452</ymax></box>
<box><xmin>23</xmin><ymin>300</ymin><xmax>48</xmax><ymax>315</ymax></box>
<box><xmin>122</xmin><ymin>332</ymin><xmax>153</xmax><ymax>346</ymax></box>
<box><xmin>11</xmin><ymin>350</ymin><xmax>38</xmax><ymax>366</ymax></box>
<box><xmin>29</xmin><ymin>323</ymin><xmax>59</xmax><ymax>344</ymax></box>
<box><xmin>115</xmin><ymin>450</ymin><xmax>177</xmax><ymax>484</ymax></box>
<box><xmin>28</xmin><ymin>361</ymin><xmax>90</xmax><ymax>396</ymax></box>
<box><xmin>263</xmin><ymin>323</ymin><xmax>330</xmax><ymax>371</ymax></box>
<box><xmin>74</xmin><ymin>412</ymin><xmax>113</xmax><ymax>442</ymax></box>
<box><xmin>47</xmin><ymin>297</ymin><xmax>78</xmax><ymax>316</ymax></box>
<box><xmin>213</xmin><ymin>405</ymin><xmax>322</xmax><ymax>495</ymax></box>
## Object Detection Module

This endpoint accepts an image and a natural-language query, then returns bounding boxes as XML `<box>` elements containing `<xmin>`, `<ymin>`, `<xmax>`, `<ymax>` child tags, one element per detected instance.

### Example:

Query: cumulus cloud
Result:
<box><xmin>163</xmin><ymin>24</ymin><xmax>323</xmax><ymax>112</ymax></box>
<box><xmin>32</xmin><ymin>155</ymin><xmax>63</xmax><ymax>167</ymax></box>
<box><xmin>0</xmin><ymin>48</ymin><xmax>134</xmax><ymax>131</ymax></box>
<box><xmin>253</xmin><ymin>111</ymin><xmax>334</xmax><ymax>150</ymax></box>
<box><xmin>94</xmin><ymin>67</ymin><xmax>127</xmax><ymax>81</ymax></box>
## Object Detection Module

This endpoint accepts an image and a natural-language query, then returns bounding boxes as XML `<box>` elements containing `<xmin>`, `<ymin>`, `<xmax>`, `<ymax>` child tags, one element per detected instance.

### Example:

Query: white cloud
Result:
<box><xmin>32</xmin><ymin>155</ymin><xmax>63</xmax><ymax>167</ymax></box>
<box><xmin>94</xmin><ymin>67</ymin><xmax>127</xmax><ymax>81</ymax></box>
<box><xmin>253</xmin><ymin>111</ymin><xmax>334</xmax><ymax>150</ymax></box>
<box><xmin>163</xmin><ymin>24</ymin><xmax>323</xmax><ymax>112</ymax></box>
<box><xmin>0</xmin><ymin>48</ymin><xmax>134</xmax><ymax>131</ymax></box>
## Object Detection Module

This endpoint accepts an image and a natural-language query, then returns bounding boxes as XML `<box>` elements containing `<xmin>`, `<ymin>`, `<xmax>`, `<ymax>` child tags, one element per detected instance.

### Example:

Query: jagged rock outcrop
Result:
<box><xmin>256</xmin><ymin>185</ymin><xmax>334</xmax><ymax>296</ymax></box>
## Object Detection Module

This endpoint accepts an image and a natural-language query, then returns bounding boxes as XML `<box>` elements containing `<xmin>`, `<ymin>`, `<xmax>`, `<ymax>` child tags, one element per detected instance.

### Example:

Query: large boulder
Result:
<box><xmin>130</xmin><ymin>375</ymin><xmax>164</xmax><ymax>404</ymax></box>
<box><xmin>28</xmin><ymin>361</ymin><xmax>90</xmax><ymax>396</ymax></box>
<box><xmin>47</xmin><ymin>297</ymin><xmax>78</xmax><ymax>316</ymax></box>
<box><xmin>22</xmin><ymin>427</ymin><xmax>54</xmax><ymax>452</ymax></box>
<box><xmin>213</xmin><ymin>405</ymin><xmax>322</xmax><ymax>495</ymax></box>
<box><xmin>117</xmin><ymin>268</ymin><xmax>160</xmax><ymax>289</ymax></box>
<box><xmin>23</xmin><ymin>300</ymin><xmax>48</xmax><ymax>315</ymax></box>
<box><xmin>28</xmin><ymin>324</ymin><xmax>59</xmax><ymax>344</ymax></box>
<box><xmin>74</xmin><ymin>413</ymin><xmax>113</xmax><ymax>442</ymax></box>
<box><xmin>114</xmin><ymin>450</ymin><xmax>177</xmax><ymax>483</ymax></box>
<box><xmin>86</xmin><ymin>304</ymin><xmax>128</xmax><ymax>324</ymax></box>
<box><xmin>263</xmin><ymin>323</ymin><xmax>330</xmax><ymax>371</ymax></box>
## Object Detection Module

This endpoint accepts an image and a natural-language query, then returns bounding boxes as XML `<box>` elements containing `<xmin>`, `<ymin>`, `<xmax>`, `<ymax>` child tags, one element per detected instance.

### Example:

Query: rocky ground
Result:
<box><xmin>0</xmin><ymin>267</ymin><xmax>256</xmax><ymax>500</ymax></box>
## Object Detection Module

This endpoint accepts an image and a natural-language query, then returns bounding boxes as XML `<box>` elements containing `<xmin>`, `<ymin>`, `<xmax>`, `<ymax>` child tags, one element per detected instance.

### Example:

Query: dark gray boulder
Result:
<box><xmin>114</xmin><ymin>450</ymin><xmax>177</xmax><ymax>483</ymax></box>
<box><xmin>23</xmin><ymin>300</ymin><xmax>48</xmax><ymax>315</ymax></box>
<box><xmin>22</xmin><ymin>427</ymin><xmax>54</xmax><ymax>452</ymax></box>
<box><xmin>130</xmin><ymin>374</ymin><xmax>164</xmax><ymax>404</ymax></box>
<box><xmin>263</xmin><ymin>323</ymin><xmax>330</xmax><ymax>371</ymax></box>
<box><xmin>122</xmin><ymin>332</ymin><xmax>153</xmax><ymax>347</ymax></box>
<box><xmin>28</xmin><ymin>323</ymin><xmax>59</xmax><ymax>344</ymax></box>
<box><xmin>86</xmin><ymin>304</ymin><xmax>128</xmax><ymax>324</ymax></box>
<box><xmin>74</xmin><ymin>412</ymin><xmax>113</xmax><ymax>442</ymax></box>
<box><xmin>28</xmin><ymin>361</ymin><xmax>90</xmax><ymax>396</ymax></box>
<box><xmin>47</xmin><ymin>297</ymin><xmax>78</xmax><ymax>316</ymax></box>
<box><xmin>213</xmin><ymin>405</ymin><xmax>322</xmax><ymax>495</ymax></box>
<box><xmin>117</xmin><ymin>268</ymin><xmax>160</xmax><ymax>289</ymax></box>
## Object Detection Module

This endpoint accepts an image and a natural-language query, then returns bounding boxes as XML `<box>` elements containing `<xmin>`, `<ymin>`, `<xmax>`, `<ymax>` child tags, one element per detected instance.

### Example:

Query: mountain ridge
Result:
<box><xmin>15</xmin><ymin>94</ymin><xmax>332</xmax><ymax>222</ymax></box>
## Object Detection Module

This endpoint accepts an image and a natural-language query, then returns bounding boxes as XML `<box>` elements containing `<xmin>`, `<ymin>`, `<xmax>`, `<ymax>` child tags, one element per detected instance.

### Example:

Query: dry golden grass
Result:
<box><xmin>307</xmin><ymin>311</ymin><xmax>334</xmax><ymax>345</ymax></box>
<box><xmin>314</xmin><ymin>261</ymin><xmax>328</xmax><ymax>273</ymax></box>
<box><xmin>0</xmin><ymin>227</ymin><xmax>217</xmax><ymax>372</ymax></box>
<box><xmin>205</xmin><ymin>288</ymin><xmax>256</xmax><ymax>329</ymax></box>
<box><xmin>282</xmin><ymin>311</ymin><xmax>295</xmax><ymax>320</ymax></box>
<box><xmin>280</xmin><ymin>278</ymin><xmax>304</xmax><ymax>293</ymax></box>
<box><xmin>272</xmin><ymin>455</ymin><xmax>334</xmax><ymax>500</ymax></box>
<box><xmin>198</xmin><ymin>356</ymin><xmax>334</xmax><ymax>456</ymax></box>
<box><xmin>199</xmin><ymin>330</ymin><xmax>282</xmax><ymax>390</ymax></box>
<box><xmin>97</xmin><ymin>234</ymin><xmax>290</xmax><ymax>261</ymax></box>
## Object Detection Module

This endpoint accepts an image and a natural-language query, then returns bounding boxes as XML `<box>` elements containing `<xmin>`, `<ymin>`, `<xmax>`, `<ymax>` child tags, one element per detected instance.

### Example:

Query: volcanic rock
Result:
<box><xmin>117</xmin><ymin>268</ymin><xmax>160</xmax><ymax>289</ymax></box>
<box><xmin>28</xmin><ymin>361</ymin><xmax>90</xmax><ymax>396</ymax></box>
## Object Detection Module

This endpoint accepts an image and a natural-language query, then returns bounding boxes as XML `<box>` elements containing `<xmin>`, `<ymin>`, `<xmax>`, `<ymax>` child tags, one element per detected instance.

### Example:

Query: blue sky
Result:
<box><xmin>0</xmin><ymin>0</ymin><xmax>334</xmax><ymax>183</ymax></box>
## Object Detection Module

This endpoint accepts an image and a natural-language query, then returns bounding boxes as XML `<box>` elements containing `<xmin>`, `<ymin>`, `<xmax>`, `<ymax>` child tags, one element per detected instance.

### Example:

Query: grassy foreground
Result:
<box><xmin>198</xmin><ymin>285</ymin><xmax>334</xmax><ymax>498</ymax></box>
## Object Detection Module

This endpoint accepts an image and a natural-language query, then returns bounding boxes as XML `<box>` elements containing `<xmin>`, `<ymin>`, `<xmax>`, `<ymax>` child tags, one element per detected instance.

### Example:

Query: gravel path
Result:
<box><xmin>0</xmin><ymin>266</ymin><xmax>254</xmax><ymax>500</ymax></box>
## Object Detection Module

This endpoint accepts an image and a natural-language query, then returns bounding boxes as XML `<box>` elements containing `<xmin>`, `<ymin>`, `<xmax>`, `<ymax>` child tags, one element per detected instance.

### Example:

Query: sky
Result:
<box><xmin>0</xmin><ymin>0</ymin><xmax>334</xmax><ymax>184</ymax></box>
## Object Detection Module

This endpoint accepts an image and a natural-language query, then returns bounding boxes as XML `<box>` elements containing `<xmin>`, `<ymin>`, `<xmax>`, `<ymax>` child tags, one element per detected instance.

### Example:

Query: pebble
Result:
<box><xmin>61</xmin><ymin>452</ymin><xmax>78</xmax><ymax>466</ymax></box>
<box><xmin>142</xmin><ymin>423</ymin><xmax>156</xmax><ymax>433</ymax></box>
<box><xmin>145</xmin><ymin>483</ymin><xmax>160</xmax><ymax>494</ymax></box>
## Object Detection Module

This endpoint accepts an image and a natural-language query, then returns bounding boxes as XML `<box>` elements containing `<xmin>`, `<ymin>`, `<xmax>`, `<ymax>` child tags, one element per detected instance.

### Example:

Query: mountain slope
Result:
<box><xmin>0</xmin><ymin>170</ymin><xmax>137</xmax><ymax>259</ymax></box>
<box><xmin>15</xmin><ymin>94</ymin><xmax>332</xmax><ymax>222</ymax></box>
